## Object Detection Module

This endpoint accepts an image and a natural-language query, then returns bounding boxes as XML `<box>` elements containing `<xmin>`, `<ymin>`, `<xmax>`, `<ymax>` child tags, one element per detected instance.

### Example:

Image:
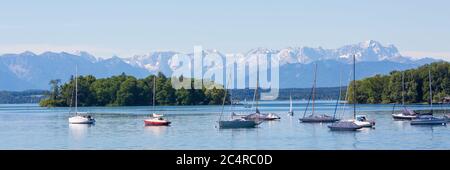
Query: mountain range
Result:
<box><xmin>0</xmin><ymin>40</ymin><xmax>442</xmax><ymax>91</ymax></box>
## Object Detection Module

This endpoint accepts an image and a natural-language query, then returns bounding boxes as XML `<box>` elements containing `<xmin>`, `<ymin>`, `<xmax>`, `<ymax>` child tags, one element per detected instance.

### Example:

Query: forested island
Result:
<box><xmin>348</xmin><ymin>62</ymin><xmax>450</xmax><ymax>104</ymax></box>
<box><xmin>39</xmin><ymin>73</ymin><xmax>228</xmax><ymax>107</ymax></box>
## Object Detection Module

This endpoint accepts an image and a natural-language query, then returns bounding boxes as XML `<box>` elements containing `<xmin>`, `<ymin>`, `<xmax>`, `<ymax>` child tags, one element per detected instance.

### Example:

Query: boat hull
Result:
<box><xmin>299</xmin><ymin>115</ymin><xmax>339</xmax><ymax>123</ymax></box>
<box><xmin>410</xmin><ymin>118</ymin><xmax>447</xmax><ymax>125</ymax></box>
<box><xmin>68</xmin><ymin>116</ymin><xmax>95</xmax><ymax>124</ymax></box>
<box><xmin>144</xmin><ymin>120</ymin><xmax>171</xmax><ymax>126</ymax></box>
<box><xmin>242</xmin><ymin>113</ymin><xmax>280</xmax><ymax>121</ymax></box>
<box><xmin>328</xmin><ymin>121</ymin><xmax>362</xmax><ymax>131</ymax></box>
<box><xmin>392</xmin><ymin>114</ymin><xmax>417</xmax><ymax>120</ymax></box>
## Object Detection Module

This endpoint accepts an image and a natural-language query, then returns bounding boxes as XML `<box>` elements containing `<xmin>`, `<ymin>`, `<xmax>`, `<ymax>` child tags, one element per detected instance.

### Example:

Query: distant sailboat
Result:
<box><xmin>144</xmin><ymin>76</ymin><xmax>171</xmax><ymax>126</ymax></box>
<box><xmin>68</xmin><ymin>65</ymin><xmax>95</xmax><ymax>124</ymax></box>
<box><xmin>287</xmin><ymin>94</ymin><xmax>294</xmax><ymax>116</ymax></box>
<box><xmin>243</xmin><ymin>98</ymin><xmax>251</xmax><ymax>108</ymax></box>
<box><xmin>410</xmin><ymin>67</ymin><xmax>446</xmax><ymax>126</ymax></box>
<box><xmin>299</xmin><ymin>63</ymin><xmax>339</xmax><ymax>123</ymax></box>
<box><xmin>218</xmin><ymin>74</ymin><xmax>261</xmax><ymax>129</ymax></box>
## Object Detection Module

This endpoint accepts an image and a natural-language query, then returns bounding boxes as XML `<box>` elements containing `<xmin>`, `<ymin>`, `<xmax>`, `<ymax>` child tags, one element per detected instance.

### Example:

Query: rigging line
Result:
<box><xmin>219</xmin><ymin>73</ymin><xmax>232</xmax><ymax>121</ymax></box>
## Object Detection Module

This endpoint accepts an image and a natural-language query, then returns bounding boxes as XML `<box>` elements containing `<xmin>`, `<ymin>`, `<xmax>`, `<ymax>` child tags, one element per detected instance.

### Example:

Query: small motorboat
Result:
<box><xmin>144</xmin><ymin>117</ymin><xmax>171</xmax><ymax>126</ymax></box>
<box><xmin>69</xmin><ymin>114</ymin><xmax>95</xmax><ymax>124</ymax></box>
<box><xmin>328</xmin><ymin>120</ymin><xmax>362</xmax><ymax>131</ymax></box>
<box><xmin>410</xmin><ymin>115</ymin><xmax>447</xmax><ymax>125</ymax></box>
<box><xmin>218</xmin><ymin>118</ymin><xmax>262</xmax><ymax>129</ymax></box>
<box><xmin>355</xmin><ymin>114</ymin><xmax>375</xmax><ymax>128</ymax></box>
<box><xmin>300</xmin><ymin>114</ymin><xmax>340</xmax><ymax>123</ymax></box>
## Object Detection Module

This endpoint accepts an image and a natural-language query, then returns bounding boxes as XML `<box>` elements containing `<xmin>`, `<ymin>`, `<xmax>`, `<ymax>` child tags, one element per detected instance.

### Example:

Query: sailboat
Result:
<box><xmin>68</xmin><ymin>66</ymin><xmax>95</xmax><ymax>124</ymax></box>
<box><xmin>299</xmin><ymin>64</ymin><xmax>339</xmax><ymax>123</ymax></box>
<box><xmin>218</xmin><ymin>74</ymin><xmax>261</xmax><ymax>129</ymax></box>
<box><xmin>242</xmin><ymin>59</ymin><xmax>280</xmax><ymax>121</ymax></box>
<box><xmin>144</xmin><ymin>76</ymin><xmax>171</xmax><ymax>126</ymax></box>
<box><xmin>392</xmin><ymin>72</ymin><xmax>419</xmax><ymax>120</ymax></box>
<box><xmin>328</xmin><ymin>55</ymin><xmax>374</xmax><ymax>131</ymax></box>
<box><xmin>287</xmin><ymin>93</ymin><xmax>294</xmax><ymax>116</ymax></box>
<box><xmin>410</xmin><ymin>67</ymin><xmax>447</xmax><ymax>126</ymax></box>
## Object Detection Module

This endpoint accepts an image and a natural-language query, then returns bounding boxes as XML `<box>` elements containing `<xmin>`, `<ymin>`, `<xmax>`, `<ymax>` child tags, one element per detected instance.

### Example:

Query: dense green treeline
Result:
<box><xmin>39</xmin><ymin>73</ymin><xmax>228</xmax><ymax>107</ymax></box>
<box><xmin>348</xmin><ymin>62</ymin><xmax>450</xmax><ymax>104</ymax></box>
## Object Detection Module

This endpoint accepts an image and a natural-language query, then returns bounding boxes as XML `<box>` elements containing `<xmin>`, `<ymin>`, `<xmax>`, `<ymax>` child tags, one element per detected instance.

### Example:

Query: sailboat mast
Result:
<box><xmin>333</xmin><ymin>66</ymin><xmax>342</xmax><ymax>119</ymax></box>
<box><xmin>429</xmin><ymin>67</ymin><xmax>433</xmax><ymax>112</ymax></box>
<box><xmin>254</xmin><ymin>56</ymin><xmax>260</xmax><ymax>113</ymax></box>
<box><xmin>402</xmin><ymin>72</ymin><xmax>405</xmax><ymax>106</ymax></box>
<box><xmin>75</xmin><ymin>65</ymin><xmax>78</xmax><ymax>115</ymax></box>
<box><xmin>311</xmin><ymin>63</ymin><xmax>317</xmax><ymax>115</ymax></box>
<box><xmin>219</xmin><ymin>73</ymin><xmax>232</xmax><ymax>121</ymax></box>
<box><xmin>153</xmin><ymin>76</ymin><xmax>156</xmax><ymax>110</ymax></box>
<box><xmin>353</xmin><ymin>55</ymin><xmax>356</xmax><ymax>119</ymax></box>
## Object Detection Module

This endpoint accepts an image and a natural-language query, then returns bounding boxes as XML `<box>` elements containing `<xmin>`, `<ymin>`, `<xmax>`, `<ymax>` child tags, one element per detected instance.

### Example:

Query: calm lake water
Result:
<box><xmin>1</xmin><ymin>101</ymin><xmax>449</xmax><ymax>150</ymax></box>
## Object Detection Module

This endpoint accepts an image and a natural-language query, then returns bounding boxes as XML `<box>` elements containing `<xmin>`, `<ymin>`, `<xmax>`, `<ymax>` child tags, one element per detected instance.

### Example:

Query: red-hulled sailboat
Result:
<box><xmin>144</xmin><ymin>76</ymin><xmax>171</xmax><ymax>126</ymax></box>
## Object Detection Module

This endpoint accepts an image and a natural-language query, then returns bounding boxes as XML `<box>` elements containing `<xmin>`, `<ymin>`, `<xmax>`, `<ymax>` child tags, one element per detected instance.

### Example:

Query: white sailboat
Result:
<box><xmin>68</xmin><ymin>65</ymin><xmax>95</xmax><ymax>124</ymax></box>
<box><xmin>392</xmin><ymin>72</ymin><xmax>420</xmax><ymax>120</ymax></box>
<box><xmin>328</xmin><ymin>55</ymin><xmax>374</xmax><ymax>131</ymax></box>
<box><xmin>287</xmin><ymin>94</ymin><xmax>294</xmax><ymax>116</ymax></box>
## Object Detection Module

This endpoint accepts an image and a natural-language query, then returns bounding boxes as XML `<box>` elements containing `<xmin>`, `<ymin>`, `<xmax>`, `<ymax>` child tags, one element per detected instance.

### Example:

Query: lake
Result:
<box><xmin>0</xmin><ymin>101</ymin><xmax>449</xmax><ymax>150</ymax></box>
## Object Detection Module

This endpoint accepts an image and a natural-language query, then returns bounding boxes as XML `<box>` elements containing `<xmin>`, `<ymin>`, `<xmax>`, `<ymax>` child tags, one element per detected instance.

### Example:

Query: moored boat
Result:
<box><xmin>355</xmin><ymin>114</ymin><xmax>375</xmax><ymax>128</ymax></box>
<box><xmin>411</xmin><ymin>115</ymin><xmax>446</xmax><ymax>125</ymax></box>
<box><xmin>300</xmin><ymin>63</ymin><xmax>339</xmax><ymax>123</ymax></box>
<box><xmin>410</xmin><ymin>67</ymin><xmax>446</xmax><ymax>126</ymax></box>
<box><xmin>219</xmin><ymin>118</ymin><xmax>261</xmax><ymax>129</ymax></box>
<box><xmin>392</xmin><ymin>73</ymin><xmax>419</xmax><ymax>120</ymax></box>
<box><xmin>328</xmin><ymin>120</ymin><xmax>362</xmax><ymax>131</ymax></box>
<box><xmin>218</xmin><ymin>74</ymin><xmax>260</xmax><ymax>129</ymax></box>
<box><xmin>144</xmin><ymin>75</ymin><xmax>171</xmax><ymax>126</ymax></box>
<box><xmin>69</xmin><ymin>114</ymin><xmax>95</xmax><ymax>124</ymax></box>
<box><xmin>144</xmin><ymin>117</ymin><xmax>171</xmax><ymax>126</ymax></box>
<box><xmin>68</xmin><ymin>65</ymin><xmax>95</xmax><ymax>125</ymax></box>
<box><xmin>329</xmin><ymin>55</ymin><xmax>374</xmax><ymax>131</ymax></box>
<box><xmin>300</xmin><ymin>114</ymin><xmax>340</xmax><ymax>123</ymax></box>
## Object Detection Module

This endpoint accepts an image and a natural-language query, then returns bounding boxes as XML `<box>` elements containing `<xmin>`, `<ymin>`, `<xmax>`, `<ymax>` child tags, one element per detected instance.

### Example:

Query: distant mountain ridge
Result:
<box><xmin>0</xmin><ymin>40</ymin><xmax>442</xmax><ymax>90</ymax></box>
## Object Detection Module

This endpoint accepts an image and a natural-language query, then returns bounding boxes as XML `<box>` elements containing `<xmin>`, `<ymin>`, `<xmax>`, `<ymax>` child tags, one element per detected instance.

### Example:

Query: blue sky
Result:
<box><xmin>0</xmin><ymin>0</ymin><xmax>449</xmax><ymax>59</ymax></box>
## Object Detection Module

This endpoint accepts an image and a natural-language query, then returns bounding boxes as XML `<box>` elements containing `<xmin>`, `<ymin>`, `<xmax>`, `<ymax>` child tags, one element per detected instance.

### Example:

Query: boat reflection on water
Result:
<box><xmin>144</xmin><ymin>125</ymin><xmax>168</xmax><ymax>137</ymax></box>
<box><xmin>68</xmin><ymin>123</ymin><xmax>94</xmax><ymax>140</ymax></box>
